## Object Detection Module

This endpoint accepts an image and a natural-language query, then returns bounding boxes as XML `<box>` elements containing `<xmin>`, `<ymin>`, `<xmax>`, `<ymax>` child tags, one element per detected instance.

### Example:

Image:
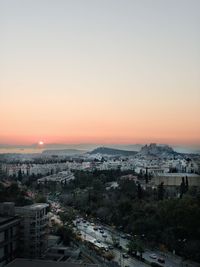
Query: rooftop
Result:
<box><xmin>17</xmin><ymin>203</ymin><xmax>49</xmax><ymax>210</ymax></box>
<box><xmin>157</xmin><ymin>173</ymin><xmax>200</xmax><ymax>177</ymax></box>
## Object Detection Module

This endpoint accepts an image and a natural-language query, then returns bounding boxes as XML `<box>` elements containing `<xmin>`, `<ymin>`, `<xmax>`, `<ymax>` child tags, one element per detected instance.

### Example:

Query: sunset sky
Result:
<box><xmin>0</xmin><ymin>0</ymin><xmax>199</xmax><ymax>146</ymax></box>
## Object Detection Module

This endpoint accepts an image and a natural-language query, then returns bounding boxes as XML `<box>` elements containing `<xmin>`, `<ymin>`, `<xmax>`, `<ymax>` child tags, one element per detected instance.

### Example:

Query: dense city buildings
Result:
<box><xmin>0</xmin><ymin>144</ymin><xmax>200</xmax><ymax>267</ymax></box>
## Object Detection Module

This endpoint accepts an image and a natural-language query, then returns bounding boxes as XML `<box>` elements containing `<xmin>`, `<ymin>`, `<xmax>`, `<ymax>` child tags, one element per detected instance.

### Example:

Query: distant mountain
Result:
<box><xmin>42</xmin><ymin>149</ymin><xmax>86</xmax><ymax>155</ymax></box>
<box><xmin>89</xmin><ymin>147</ymin><xmax>137</xmax><ymax>156</ymax></box>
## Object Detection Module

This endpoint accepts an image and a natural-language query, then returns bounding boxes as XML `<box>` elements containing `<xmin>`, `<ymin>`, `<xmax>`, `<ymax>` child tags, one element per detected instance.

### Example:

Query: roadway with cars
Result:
<box><xmin>74</xmin><ymin>218</ymin><xmax>200</xmax><ymax>267</ymax></box>
<box><xmin>75</xmin><ymin>218</ymin><xmax>152</xmax><ymax>267</ymax></box>
<box><xmin>48</xmin><ymin>200</ymin><xmax>200</xmax><ymax>267</ymax></box>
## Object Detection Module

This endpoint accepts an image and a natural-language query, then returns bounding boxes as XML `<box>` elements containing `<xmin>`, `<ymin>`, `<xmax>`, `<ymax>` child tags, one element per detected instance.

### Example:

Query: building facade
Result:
<box><xmin>0</xmin><ymin>203</ymin><xmax>20</xmax><ymax>267</ymax></box>
<box><xmin>15</xmin><ymin>203</ymin><xmax>49</xmax><ymax>259</ymax></box>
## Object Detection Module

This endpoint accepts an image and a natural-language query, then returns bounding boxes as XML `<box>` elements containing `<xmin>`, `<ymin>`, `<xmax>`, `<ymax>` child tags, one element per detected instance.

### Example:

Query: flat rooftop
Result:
<box><xmin>17</xmin><ymin>203</ymin><xmax>49</xmax><ymax>210</ymax></box>
<box><xmin>157</xmin><ymin>173</ymin><xmax>200</xmax><ymax>177</ymax></box>
<box><xmin>6</xmin><ymin>259</ymin><xmax>99</xmax><ymax>267</ymax></box>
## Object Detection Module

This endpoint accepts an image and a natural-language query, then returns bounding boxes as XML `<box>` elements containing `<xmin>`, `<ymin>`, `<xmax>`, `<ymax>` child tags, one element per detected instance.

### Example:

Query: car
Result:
<box><xmin>108</xmin><ymin>245</ymin><xmax>114</xmax><ymax>250</ymax></box>
<box><xmin>102</xmin><ymin>234</ymin><xmax>107</xmax><ymax>238</ymax></box>
<box><xmin>83</xmin><ymin>220</ymin><xmax>86</xmax><ymax>223</ymax></box>
<box><xmin>97</xmin><ymin>239</ymin><xmax>101</xmax><ymax>243</ymax></box>
<box><xmin>158</xmin><ymin>257</ymin><xmax>165</xmax><ymax>263</ymax></box>
<box><xmin>150</xmin><ymin>254</ymin><xmax>157</xmax><ymax>259</ymax></box>
<box><xmin>77</xmin><ymin>231</ymin><xmax>82</xmax><ymax>236</ymax></box>
<box><xmin>126</xmin><ymin>234</ymin><xmax>132</xmax><ymax>240</ymax></box>
<box><xmin>93</xmin><ymin>227</ymin><xmax>98</xmax><ymax>231</ymax></box>
<box><xmin>122</xmin><ymin>253</ymin><xmax>129</xmax><ymax>258</ymax></box>
<box><xmin>121</xmin><ymin>234</ymin><xmax>126</xmax><ymax>239</ymax></box>
<box><xmin>100</xmin><ymin>230</ymin><xmax>104</xmax><ymax>233</ymax></box>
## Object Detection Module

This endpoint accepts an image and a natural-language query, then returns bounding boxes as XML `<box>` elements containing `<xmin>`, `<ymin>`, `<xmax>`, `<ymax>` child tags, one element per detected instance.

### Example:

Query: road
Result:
<box><xmin>48</xmin><ymin>200</ymin><xmax>200</xmax><ymax>267</ymax></box>
<box><xmin>75</xmin><ymin>219</ymin><xmax>150</xmax><ymax>267</ymax></box>
<box><xmin>74</xmin><ymin>218</ymin><xmax>200</xmax><ymax>267</ymax></box>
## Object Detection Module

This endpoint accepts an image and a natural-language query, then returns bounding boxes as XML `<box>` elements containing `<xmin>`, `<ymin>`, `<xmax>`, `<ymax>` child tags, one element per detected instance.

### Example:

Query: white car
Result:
<box><xmin>149</xmin><ymin>254</ymin><xmax>157</xmax><ymax>259</ymax></box>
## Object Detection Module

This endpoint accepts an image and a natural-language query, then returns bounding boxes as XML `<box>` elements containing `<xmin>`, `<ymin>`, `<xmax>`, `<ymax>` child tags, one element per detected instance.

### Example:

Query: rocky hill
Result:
<box><xmin>138</xmin><ymin>143</ymin><xmax>177</xmax><ymax>158</ymax></box>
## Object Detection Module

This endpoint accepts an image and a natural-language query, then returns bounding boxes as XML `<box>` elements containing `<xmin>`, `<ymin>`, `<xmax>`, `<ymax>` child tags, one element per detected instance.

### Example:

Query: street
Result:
<box><xmin>74</xmin><ymin>217</ymin><xmax>200</xmax><ymax>267</ymax></box>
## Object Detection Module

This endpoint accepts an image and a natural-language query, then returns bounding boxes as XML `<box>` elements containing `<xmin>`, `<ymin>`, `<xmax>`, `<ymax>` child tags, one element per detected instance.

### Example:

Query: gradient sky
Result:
<box><xmin>0</xmin><ymin>0</ymin><xmax>200</xmax><ymax>146</ymax></box>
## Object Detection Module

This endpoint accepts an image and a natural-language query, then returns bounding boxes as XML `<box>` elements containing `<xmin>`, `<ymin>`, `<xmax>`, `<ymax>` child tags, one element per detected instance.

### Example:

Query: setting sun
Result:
<box><xmin>38</xmin><ymin>141</ymin><xmax>44</xmax><ymax>145</ymax></box>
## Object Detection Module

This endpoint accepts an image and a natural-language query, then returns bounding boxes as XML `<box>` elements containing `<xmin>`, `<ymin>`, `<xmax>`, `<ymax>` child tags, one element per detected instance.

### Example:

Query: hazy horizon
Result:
<box><xmin>1</xmin><ymin>0</ymin><xmax>200</xmax><ymax>146</ymax></box>
<box><xmin>0</xmin><ymin>142</ymin><xmax>200</xmax><ymax>155</ymax></box>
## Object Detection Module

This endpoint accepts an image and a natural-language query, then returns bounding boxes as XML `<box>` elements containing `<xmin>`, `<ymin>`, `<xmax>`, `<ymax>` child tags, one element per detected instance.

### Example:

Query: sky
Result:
<box><xmin>0</xmin><ymin>0</ymin><xmax>200</xmax><ymax>146</ymax></box>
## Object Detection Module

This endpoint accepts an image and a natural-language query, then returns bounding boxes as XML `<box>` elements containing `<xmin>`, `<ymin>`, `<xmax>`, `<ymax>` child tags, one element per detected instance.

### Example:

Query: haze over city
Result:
<box><xmin>0</xmin><ymin>0</ymin><xmax>199</xmax><ymax>147</ymax></box>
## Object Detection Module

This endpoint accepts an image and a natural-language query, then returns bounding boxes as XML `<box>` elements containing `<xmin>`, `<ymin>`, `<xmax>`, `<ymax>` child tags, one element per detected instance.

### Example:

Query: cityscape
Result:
<box><xmin>0</xmin><ymin>1</ymin><xmax>200</xmax><ymax>267</ymax></box>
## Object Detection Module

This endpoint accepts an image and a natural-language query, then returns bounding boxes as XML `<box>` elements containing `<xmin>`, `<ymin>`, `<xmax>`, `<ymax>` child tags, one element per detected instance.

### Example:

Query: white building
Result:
<box><xmin>37</xmin><ymin>171</ymin><xmax>75</xmax><ymax>185</ymax></box>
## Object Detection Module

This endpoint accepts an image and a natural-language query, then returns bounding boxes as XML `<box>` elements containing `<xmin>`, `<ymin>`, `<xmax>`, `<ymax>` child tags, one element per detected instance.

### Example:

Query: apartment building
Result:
<box><xmin>0</xmin><ymin>203</ymin><xmax>20</xmax><ymax>267</ymax></box>
<box><xmin>15</xmin><ymin>203</ymin><xmax>49</xmax><ymax>259</ymax></box>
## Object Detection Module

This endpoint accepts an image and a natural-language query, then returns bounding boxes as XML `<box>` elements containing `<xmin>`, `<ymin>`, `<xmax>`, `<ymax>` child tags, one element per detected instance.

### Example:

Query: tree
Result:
<box><xmin>137</xmin><ymin>239</ymin><xmax>145</xmax><ymax>259</ymax></box>
<box><xmin>35</xmin><ymin>194</ymin><xmax>47</xmax><ymax>203</ymax></box>
<box><xmin>137</xmin><ymin>183</ymin><xmax>143</xmax><ymax>199</ymax></box>
<box><xmin>59</xmin><ymin>209</ymin><xmax>76</xmax><ymax>225</ymax></box>
<box><xmin>126</xmin><ymin>240</ymin><xmax>138</xmax><ymax>256</ymax></box>
<box><xmin>157</xmin><ymin>182</ymin><xmax>164</xmax><ymax>200</ymax></box>
<box><xmin>111</xmin><ymin>234</ymin><xmax>119</xmax><ymax>247</ymax></box>
<box><xmin>17</xmin><ymin>169</ymin><xmax>23</xmax><ymax>181</ymax></box>
<box><xmin>180</xmin><ymin>177</ymin><xmax>186</xmax><ymax>198</ymax></box>
<box><xmin>127</xmin><ymin>238</ymin><xmax>145</xmax><ymax>258</ymax></box>
<box><xmin>185</xmin><ymin>176</ymin><xmax>189</xmax><ymax>192</ymax></box>
<box><xmin>57</xmin><ymin>225</ymin><xmax>75</xmax><ymax>246</ymax></box>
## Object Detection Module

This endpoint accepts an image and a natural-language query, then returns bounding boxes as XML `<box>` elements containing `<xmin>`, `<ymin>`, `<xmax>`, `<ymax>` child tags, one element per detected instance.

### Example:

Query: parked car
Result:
<box><xmin>122</xmin><ymin>253</ymin><xmax>129</xmax><ymax>258</ymax></box>
<box><xmin>150</xmin><ymin>254</ymin><xmax>157</xmax><ymax>259</ymax></box>
<box><xmin>102</xmin><ymin>234</ymin><xmax>107</xmax><ymax>238</ymax></box>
